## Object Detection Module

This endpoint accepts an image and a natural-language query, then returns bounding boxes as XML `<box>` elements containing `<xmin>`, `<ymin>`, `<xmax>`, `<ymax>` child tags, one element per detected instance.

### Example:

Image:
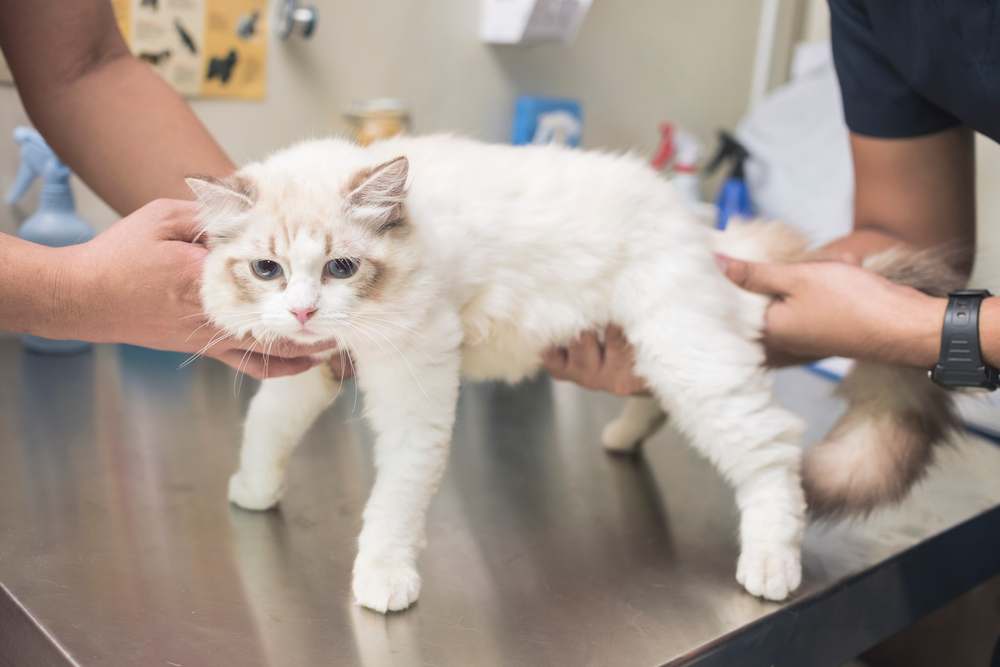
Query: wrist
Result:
<box><xmin>41</xmin><ymin>243</ymin><xmax>98</xmax><ymax>342</ymax></box>
<box><xmin>890</xmin><ymin>294</ymin><xmax>946</xmax><ymax>368</ymax></box>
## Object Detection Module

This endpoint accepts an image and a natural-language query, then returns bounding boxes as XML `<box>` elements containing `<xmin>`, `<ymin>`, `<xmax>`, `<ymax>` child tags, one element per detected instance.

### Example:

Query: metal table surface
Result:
<box><xmin>0</xmin><ymin>339</ymin><xmax>998</xmax><ymax>667</ymax></box>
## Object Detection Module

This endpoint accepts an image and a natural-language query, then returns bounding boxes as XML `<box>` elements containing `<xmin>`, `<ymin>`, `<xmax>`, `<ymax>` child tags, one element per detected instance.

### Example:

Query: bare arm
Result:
<box><xmin>0</xmin><ymin>0</ymin><xmax>233</xmax><ymax>214</ymax></box>
<box><xmin>821</xmin><ymin>129</ymin><xmax>976</xmax><ymax>272</ymax></box>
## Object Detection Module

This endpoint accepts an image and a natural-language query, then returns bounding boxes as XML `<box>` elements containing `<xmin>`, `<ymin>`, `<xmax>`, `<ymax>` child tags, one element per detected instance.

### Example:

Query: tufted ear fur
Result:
<box><xmin>186</xmin><ymin>173</ymin><xmax>257</xmax><ymax>244</ymax></box>
<box><xmin>343</xmin><ymin>156</ymin><xmax>408</xmax><ymax>232</ymax></box>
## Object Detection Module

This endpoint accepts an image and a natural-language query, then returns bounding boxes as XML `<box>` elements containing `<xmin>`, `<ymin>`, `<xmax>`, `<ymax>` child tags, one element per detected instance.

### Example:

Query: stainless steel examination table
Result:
<box><xmin>0</xmin><ymin>338</ymin><xmax>998</xmax><ymax>667</ymax></box>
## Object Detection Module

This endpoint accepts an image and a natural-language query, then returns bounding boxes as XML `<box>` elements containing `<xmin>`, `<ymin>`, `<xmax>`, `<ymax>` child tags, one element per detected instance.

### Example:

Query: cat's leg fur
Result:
<box><xmin>229</xmin><ymin>364</ymin><xmax>341</xmax><ymax>511</ymax></box>
<box><xmin>620</xmin><ymin>275</ymin><xmax>806</xmax><ymax>601</ymax></box>
<box><xmin>601</xmin><ymin>396</ymin><xmax>667</xmax><ymax>453</ymax></box>
<box><xmin>351</xmin><ymin>312</ymin><xmax>462</xmax><ymax>613</ymax></box>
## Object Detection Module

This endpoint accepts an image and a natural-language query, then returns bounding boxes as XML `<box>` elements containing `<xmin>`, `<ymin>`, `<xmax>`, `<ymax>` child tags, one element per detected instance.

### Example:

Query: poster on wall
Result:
<box><xmin>0</xmin><ymin>0</ymin><xmax>267</xmax><ymax>100</ymax></box>
<box><xmin>119</xmin><ymin>0</ymin><xmax>268</xmax><ymax>99</ymax></box>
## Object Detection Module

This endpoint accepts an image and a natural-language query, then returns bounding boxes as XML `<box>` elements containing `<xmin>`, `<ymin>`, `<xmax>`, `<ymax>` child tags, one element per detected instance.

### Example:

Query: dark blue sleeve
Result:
<box><xmin>829</xmin><ymin>0</ymin><xmax>960</xmax><ymax>138</ymax></box>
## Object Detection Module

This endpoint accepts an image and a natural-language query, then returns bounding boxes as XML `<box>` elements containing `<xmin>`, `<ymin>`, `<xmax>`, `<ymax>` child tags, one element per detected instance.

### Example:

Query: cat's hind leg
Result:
<box><xmin>622</xmin><ymin>293</ymin><xmax>806</xmax><ymax>601</ymax></box>
<box><xmin>229</xmin><ymin>364</ymin><xmax>341</xmax><ymax>511</ymax></box>
<box><xmin>601</xmin><ymin>396</ymin><xmax>667</xmax><ymax>454</ymax></box>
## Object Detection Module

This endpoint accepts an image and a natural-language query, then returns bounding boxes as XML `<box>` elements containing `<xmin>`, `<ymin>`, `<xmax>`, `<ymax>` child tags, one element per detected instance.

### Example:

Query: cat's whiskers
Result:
<box><xmin>338</xmin><ymin>319</ymin><xmax>430</xmax><ymax>403</ymax></box>
<box><xmin>233</xmin><ymin>337</ymin><xmax>260</xmax><ymax>396</ymax></box>
<box><xmin>179</xmin><ymin>328</ymin><xmax>239</xmax><ymax>369</ymax></box>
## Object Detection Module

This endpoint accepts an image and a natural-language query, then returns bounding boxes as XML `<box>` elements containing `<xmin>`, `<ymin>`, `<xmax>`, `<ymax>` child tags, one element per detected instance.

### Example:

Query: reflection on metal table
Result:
<box><xmin>0</xmin><ymin>339</ymin><xmax>998</xmax><ymax>666</ymax></box>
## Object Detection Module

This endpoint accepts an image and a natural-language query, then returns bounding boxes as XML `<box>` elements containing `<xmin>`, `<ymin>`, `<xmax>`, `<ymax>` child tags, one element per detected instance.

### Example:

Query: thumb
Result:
<box><xmin>716</xmin><ymin>254</ymin><xmax>790</xmax><ymax>296</ymax></box>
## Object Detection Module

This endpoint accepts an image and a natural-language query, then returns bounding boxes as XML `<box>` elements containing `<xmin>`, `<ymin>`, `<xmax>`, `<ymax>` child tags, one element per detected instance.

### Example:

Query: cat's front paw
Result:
<box><xmin>352</xmin><ymin>555</ymin><xmax>421</xmax><ymax>613</ymax></box>
<box><xmin>228</xmin><ymin>470</ymin><xmax>284</xmax><ymax>511</ymax></box>
<box><xmin>736</xmin><ymin>542</ymin><xmax>802</xmax><ymax>601</ymax></box>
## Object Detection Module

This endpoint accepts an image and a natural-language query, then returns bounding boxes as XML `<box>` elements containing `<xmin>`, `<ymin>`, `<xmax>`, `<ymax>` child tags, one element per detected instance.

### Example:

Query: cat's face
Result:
<box><xmin>190</xmin><ymin>155</ymin><xmax>414</xmax><ymax>348</ymax></box>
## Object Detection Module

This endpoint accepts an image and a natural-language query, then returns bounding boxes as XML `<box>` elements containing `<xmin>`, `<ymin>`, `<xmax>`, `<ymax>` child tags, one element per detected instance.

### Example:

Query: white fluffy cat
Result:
<box><xmin>190</xmin><ymin>135</ymin><xmax>960</xmax><ymax>613</ymax></box>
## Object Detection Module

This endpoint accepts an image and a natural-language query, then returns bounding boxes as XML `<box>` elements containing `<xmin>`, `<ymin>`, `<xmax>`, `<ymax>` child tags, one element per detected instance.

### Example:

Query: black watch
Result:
<box><xmin>930</xmin><ymin>289</ymin><xmax>999</xmax><ymax>390</ymax></box>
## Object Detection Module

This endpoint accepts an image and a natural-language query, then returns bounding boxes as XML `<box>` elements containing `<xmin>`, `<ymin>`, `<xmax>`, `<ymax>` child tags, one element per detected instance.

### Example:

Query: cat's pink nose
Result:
<box><xmin>290</xmin><ymin>307</ymin><xmax>317</xmax><ymax>325</ymax></box>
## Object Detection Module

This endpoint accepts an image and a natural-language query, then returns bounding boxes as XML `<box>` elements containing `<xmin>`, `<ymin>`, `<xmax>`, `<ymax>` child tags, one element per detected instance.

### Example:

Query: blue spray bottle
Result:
<box><xmin>704</xmin><ymin>131</ymin><xmax>753</xmax><ymax>230</ymax></box>
<box><xmin>6</xmin><ymin>127</ymin><xmax>95</xmax><ymax>354</ymax></box>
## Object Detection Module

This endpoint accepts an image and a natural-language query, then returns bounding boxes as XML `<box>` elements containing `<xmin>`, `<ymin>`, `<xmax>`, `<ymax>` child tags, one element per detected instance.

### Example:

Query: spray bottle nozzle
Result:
<box><xmin>704</xmin><ymin>130</ymin><xmax>750</xmax><ymax>180</ymax></box>
<box><xmin>6</xmin><ymin>127</ymin><xmax>70</xmax><ymax>206</ymax></box>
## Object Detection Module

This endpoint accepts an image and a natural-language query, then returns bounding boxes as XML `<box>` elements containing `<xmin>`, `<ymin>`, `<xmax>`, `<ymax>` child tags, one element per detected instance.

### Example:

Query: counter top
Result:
<box><xmin>0</xmin><ymin>339</ymin><xmax>998</xmax><ymax>666</ymax></box>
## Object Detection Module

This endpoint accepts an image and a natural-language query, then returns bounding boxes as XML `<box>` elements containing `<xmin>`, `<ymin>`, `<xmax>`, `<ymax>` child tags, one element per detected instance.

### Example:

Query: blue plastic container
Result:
<box><xmin>7</xmin><ymin>127</ymin><xmax>95</xmax><ymax>354</ymax></box>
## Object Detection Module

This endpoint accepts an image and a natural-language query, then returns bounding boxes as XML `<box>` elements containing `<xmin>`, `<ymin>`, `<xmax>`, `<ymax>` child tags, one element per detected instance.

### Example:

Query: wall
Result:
<box><xmin>1</xmin><ymin>0</ymin><xmax>779</xmax><ymax>234</ymax></box>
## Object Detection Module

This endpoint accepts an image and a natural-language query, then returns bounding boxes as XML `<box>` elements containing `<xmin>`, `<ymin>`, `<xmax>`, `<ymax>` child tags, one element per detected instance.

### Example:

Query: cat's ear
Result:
<box><xmin>185</xmin><ymin>174</ymin><xmax>257</xmax><ymax>243</ymax></box>
<box><xmin>343</xmin><ymin>156</ymin><xmax>408</xmax><ymax>230</ymax></box>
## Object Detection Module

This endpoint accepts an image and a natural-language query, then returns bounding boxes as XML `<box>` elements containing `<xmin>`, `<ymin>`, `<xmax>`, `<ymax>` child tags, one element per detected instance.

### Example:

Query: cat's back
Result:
<box><xmin>367</xmin><ymin>135</ymin><xmax>683</xmax><ymax>251</ymax></box>
<box><xmin>371</xmin><ymin>135</ymin><xmax>668</xmax><ymax>208</ymax></box>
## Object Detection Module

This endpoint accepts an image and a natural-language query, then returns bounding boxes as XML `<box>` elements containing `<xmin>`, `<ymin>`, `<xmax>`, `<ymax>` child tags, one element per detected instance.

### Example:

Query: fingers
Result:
<box><xmin>568</xmin><ymin>330</ymin><xmax>603</xmax><ymax>373</ymax></box>
<box><xmin>542</xmin><ymin>326</ymin><xmax>648</xmax><ymax>396</ymax></box>
<box><xmin>717</xmin><ymin>254</ymin><xmax>791</xmax><ymax>296</ymax></box>
<box><xmin>541</xmin><ymin>346</ymin><xmax>570</xmax><ymax>377</ymax></box>
<box><xmin>542</xmin><ymin>332</ymin><xmax>601</xmax><ymax>382</ymax></box>
<box><xmin>145</xmin><ymin>199</ymin><xmax>203</xmax><ymax>242</ymax></box>
<box><xmin>210</xmin><ymin>346</ymin><xmax>354</xmax><ymax>381</ymax></box>
<box><xmin>602</xmin><ymin>325</ymin><xmax>649</xmax><ymax>395</ymax></box>
<box><xmin>266</xmin><ymin>337</ymin><xmax>341</xmax><ymax>359</ymax></box>
<box><xmin>213</xmin><ymin>349</ymin><xmax>318</xmax><ymax>380</ymax></box>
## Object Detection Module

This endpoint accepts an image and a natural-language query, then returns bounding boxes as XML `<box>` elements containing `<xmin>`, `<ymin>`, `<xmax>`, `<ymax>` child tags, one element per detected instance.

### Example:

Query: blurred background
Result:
<box><xmin>1</xmin><ymin>0</ymin><xmax>998</xmax><ymax>287</ymax></box>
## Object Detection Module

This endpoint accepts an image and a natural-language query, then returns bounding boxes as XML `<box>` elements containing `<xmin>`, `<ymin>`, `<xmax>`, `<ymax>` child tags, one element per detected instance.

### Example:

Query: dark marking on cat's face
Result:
<box><xmin>225</xmin><ymin>257</ymin><xmax>258</xmax><ymax>303</ymax></box>
<box><xmin>355</xmin><ymin>258</ymin><xmax>390</xmax><ymax>301</ymax></box>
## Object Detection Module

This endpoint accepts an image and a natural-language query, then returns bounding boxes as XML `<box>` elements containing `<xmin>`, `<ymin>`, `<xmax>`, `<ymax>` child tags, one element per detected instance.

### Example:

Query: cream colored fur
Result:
<box><xmin>190</xmin><ymin>135</ymin><xmax>954</xmax><ymax>614</ymax></box>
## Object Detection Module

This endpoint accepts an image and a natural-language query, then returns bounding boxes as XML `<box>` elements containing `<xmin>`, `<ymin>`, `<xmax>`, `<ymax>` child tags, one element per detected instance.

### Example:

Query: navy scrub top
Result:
<box><xmin>830</xmin><ymin>0</ymin><xmax>1000</xmax><ymax>142</ymax></box>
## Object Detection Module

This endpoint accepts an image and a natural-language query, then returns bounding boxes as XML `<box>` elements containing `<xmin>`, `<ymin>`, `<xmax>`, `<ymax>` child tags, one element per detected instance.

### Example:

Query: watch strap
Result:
<box><xmin>931</xmin><ymin>289</ymin><xmax>998</xmax><ymax>389</ymax></box>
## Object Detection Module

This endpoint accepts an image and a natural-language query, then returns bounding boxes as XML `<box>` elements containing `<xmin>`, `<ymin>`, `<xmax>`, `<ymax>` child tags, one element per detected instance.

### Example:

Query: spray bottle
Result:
<box><xmin>651</xmin><ymin>123</ymin><xmax>711</xmax><ymax>222</ymax></box>
<box><xmin>704</xmin><ymin>130</ymin><xmax>753</xmax><ymax>230</ymax></box>
<box><xmin>7</xmin><ymin>127</ymin><xmax>95</xmax><ymax>354</ymax></box>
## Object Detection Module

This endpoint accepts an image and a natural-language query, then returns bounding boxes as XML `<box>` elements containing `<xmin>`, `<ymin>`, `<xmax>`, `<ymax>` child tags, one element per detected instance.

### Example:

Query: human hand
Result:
<box><xmin>542</xmin><ymin>325</ymin><xmax>649</xmax><ymax>396</ymax></box>
<box><xmin>56</xmin><ymin>199</ymin><xmax>350</xmax><ymax>379</ymax></box>
<box><xmin>719</xmin><ymin>256</ymin><xmax>944</xmax><ymax>368</ymax></box>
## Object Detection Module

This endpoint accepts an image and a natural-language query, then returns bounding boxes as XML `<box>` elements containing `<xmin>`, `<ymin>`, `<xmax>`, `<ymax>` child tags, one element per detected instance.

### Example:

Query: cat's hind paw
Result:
<box><xmin>601</xmin><ymin>419</ymin><xmax>645</xmax><ymax>454</ymax></box>
<box><xmin>736</xmin><ymin>542</ymin><xmax>802</xmax><ymax>602</ymax></box>
<box><xmin>228</xmin><ymin>471</ymin><xmax>284</xmax><ymax>511</ymax></box>
<box><xmin>352</xmin><ymin>556</ymin><xmax>421</xmax><ymax>613</ymax></box>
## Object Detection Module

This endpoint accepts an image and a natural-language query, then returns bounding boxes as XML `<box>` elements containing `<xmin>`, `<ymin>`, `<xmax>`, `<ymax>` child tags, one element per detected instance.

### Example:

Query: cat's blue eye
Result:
<box><xmin>326</xmin><ymin>258</ymin><xmax>359</xmax><ymax>279</ymax></box>
<box><xmin>250</xmin><ymin>259</ymin><xmax>283</xmax><ymax>280</ymax></box>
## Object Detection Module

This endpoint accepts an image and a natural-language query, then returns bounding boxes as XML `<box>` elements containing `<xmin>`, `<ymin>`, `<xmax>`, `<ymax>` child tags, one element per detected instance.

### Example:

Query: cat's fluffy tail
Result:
<box><xmin>717</xmin><ymin>221</ymin><xmax>967</xmax><ymax>516</ymax></box>
<box><xmin>803</xmin><ymin>248</ymin><xmax>966</xmax><ymax>516</ymax></box>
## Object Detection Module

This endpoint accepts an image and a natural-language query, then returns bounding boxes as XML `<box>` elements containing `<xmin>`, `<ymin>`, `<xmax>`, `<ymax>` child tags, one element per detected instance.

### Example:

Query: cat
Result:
<box><xmin>188</xmin><ymin>135</ymin><xmax>962</xmax><ymax>613</ymax></box>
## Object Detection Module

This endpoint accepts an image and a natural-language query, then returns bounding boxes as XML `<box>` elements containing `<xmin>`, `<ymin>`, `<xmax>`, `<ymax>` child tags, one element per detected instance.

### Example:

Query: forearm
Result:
<box><xmin>886</xmin><ymin>295</ymin><xmax>1000</xmax><ymax>370</ymax></box>
<box><xmin>0</xmin><ymin>1</ymin><xmax>233</xmax><ymax>215</ymax></box>
<box><xmin>826</xmin><ymin>130</ymin><xmax>977</xmax><ymax>275</ymax></box>
<box><xmin>0</xmin><ymin>235</ymin><xmax>82</xmax><ymax>339</ymax></box>
<box><xmin>18</xmin><ymin>56</ymin><xmax>234</xmax><ymax>215</ymax></box>
<box><xmin>818</xmin><ymin>228</ymin><xmax>908</xmax><ymax>262</ymax></box>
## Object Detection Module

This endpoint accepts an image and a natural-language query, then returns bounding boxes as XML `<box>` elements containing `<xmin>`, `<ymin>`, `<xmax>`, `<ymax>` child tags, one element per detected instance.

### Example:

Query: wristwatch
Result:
<box><xmin>930</xmin><ymin>289</ymin><xmax>999</xmax><ymax>390</ymax></box>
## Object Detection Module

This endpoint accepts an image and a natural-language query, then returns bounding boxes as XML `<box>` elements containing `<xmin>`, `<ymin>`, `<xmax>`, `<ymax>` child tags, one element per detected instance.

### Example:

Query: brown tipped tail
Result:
<box><xmin>804</xmin><ymin>246</ymin><xmax>967</xmax><ymax>516</ymax></box>
<box><xmin>803</xmin><ymin>363</ymin><xmax>960</xmax><ymax>516</ymax></box>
